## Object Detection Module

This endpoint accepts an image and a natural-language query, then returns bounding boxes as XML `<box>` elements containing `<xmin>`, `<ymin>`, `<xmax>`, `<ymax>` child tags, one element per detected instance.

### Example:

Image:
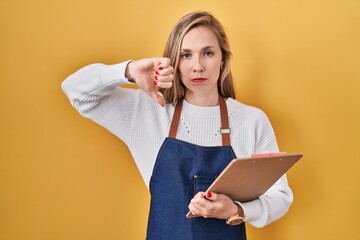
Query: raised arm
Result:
<box><xmin>61</xmin><ymin>58</ymin><xmax>174</xmax><ymax>144</ymax></box>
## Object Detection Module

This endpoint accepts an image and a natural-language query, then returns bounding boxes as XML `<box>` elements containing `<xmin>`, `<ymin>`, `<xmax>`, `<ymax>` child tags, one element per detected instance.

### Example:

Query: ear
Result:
<box><xmin>220</xmin><ymin>61</ymin><xmax>224</xmax><ymax>70</ymax></box>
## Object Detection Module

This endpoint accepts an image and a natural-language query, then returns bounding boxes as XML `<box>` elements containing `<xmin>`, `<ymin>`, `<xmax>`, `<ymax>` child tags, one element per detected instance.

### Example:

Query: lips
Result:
<box><xmin>191</xmin><ymin>77</ymin><xmax>207</xmax><ymax>83</ymax></box>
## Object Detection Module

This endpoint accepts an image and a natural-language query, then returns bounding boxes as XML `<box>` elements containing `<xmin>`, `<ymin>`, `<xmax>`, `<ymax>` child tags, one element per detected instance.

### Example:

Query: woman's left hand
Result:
<box><xmin>188</xmin><ymin>191</ymin><xmax>238</xmax><ymax>219</ymax></box>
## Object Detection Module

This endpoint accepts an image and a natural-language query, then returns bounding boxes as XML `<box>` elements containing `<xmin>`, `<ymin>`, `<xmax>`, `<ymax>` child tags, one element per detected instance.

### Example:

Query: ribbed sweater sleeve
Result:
<box><xmin>61</xmin><ymin>61</ymin><xmax>137</xmax><ymax>145</ymax></box>
<box><xmin>61</xmin><ymin>62</ymin><xmax>171</xmax><ymax>188</ymax></box>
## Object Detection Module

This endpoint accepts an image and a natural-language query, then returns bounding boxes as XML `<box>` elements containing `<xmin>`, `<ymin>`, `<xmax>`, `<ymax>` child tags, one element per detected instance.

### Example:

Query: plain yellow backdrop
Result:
<box><xmin>1</xmin><ymin>0</ymin><xmax>359</xmax><ymax>239</ymax></box>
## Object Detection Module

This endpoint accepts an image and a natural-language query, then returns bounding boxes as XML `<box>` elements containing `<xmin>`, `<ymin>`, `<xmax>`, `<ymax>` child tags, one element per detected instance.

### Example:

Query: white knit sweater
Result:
<box><xmin>61</xmin><ymin>61</ymin><xmax>293</xmax><ymax>228</ymax></box>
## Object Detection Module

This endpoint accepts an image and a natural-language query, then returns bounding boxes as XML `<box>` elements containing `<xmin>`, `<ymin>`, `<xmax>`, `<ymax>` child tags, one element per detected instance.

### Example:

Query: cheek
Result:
<box><xmin>178</xmin><ymin>64</ymin><xmax>186</xmax><ymax>84</ymax></box>
<box><xmin>212</xmin><ymin>61</ymin><xmax>222</xmax><ymax>74</ymax></box>
<box><xmin>178</xmin><ymin>62</ymin><xmax>188</xmax><ymax>77</ymax></box>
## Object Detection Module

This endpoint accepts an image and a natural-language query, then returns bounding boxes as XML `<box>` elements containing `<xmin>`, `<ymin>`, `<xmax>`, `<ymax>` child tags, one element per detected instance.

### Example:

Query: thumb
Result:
<box><xmin>205</xmin><ymin>191</ymin><xmax>216</xmax><ymax>201</ymax></box>
<box><xmin>149</xmin><ymin>90</ymin><xmax>165</xmax><ymax>107</ymax></box>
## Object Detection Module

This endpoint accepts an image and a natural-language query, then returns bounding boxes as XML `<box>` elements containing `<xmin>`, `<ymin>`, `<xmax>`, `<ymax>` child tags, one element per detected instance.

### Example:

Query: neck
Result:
<box><xmin>184</xmin><ymin>91</ymin><xmax>219</xmax><ymax>107</ymax></box>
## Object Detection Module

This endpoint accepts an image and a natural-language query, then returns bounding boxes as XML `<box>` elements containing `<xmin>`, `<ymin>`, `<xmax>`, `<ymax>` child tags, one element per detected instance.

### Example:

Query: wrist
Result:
<box><xmin>234</xmin><ymin>201</ymin><xmax>244</xmax><ymax>218</ymax></box>
<box><xmin>226</xmin><ymin>201</ymin><xmax>245</xmax><ymax>225</ymax></box>
<box><xmin>229</xmin><ymin>203</ymin><xmax>238</xmax><ymax>217</ymax></box>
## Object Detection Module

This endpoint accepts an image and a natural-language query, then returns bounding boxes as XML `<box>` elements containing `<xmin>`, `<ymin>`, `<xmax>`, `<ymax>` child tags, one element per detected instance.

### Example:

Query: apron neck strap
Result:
<box><xmin>168</xmin><ymin>96</ymin><xmax>231</xmax><ymax>146</ymax></box>
<box><xmin>168</xmin><ymin>99</ymin><xmax>183</xmax><ymax>140</ymax></box>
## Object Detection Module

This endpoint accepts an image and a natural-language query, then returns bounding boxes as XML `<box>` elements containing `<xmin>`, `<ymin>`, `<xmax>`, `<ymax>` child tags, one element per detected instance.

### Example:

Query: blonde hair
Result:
<box><xmin>160</xmin><ymin>11</ymin><xmax>235</xmax><ymax>105</ymax></box>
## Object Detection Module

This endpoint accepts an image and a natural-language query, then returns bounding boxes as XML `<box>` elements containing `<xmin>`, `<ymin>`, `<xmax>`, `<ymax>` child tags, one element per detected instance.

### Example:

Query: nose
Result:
<box><xmin>192</xmin><ymin>57</ymin><xmax>204</xmax><ymax>72</ymax></box>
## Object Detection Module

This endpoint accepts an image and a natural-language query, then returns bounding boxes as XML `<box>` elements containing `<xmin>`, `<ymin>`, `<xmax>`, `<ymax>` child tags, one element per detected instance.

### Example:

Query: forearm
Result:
<box><xmin>239</xmin><ymin>111</ymin><xmax>293</xmax><ymax>227</ymax></box>
<box><xmin>240</xmin><ymin>175</ymin><xmax>293</xmax><ymax>228</ymax></box>
<box><xmin>61</xmin><ymin>61</ymin><xmax>141</xmax><ymax>144</ymax></box>
<box><xmin>61</xmin><ymin>61</ymin><xmax>132</xmax><ymax>113</ymax></box>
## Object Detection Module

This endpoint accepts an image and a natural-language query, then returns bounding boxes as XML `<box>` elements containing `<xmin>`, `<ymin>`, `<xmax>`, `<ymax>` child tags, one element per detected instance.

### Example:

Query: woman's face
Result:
<box><xmin>179</xmin><ymin>25</ymin><xmax>223</xmax><ymax>102</ymax></box>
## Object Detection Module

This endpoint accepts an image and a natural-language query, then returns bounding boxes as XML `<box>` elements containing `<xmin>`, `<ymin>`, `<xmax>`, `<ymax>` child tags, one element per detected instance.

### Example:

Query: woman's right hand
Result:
<box><xmin>125</xmin><ymin>58</ymin><xmax>174</xmax><ymax>107</ymax></box>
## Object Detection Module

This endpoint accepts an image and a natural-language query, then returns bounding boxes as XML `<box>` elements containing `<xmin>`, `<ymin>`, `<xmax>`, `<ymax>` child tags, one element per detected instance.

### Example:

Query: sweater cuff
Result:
<box><xmin>99</xmin><ymin>60</ymin><xmax>134</xmax><ymax>85</ymax></box>
<box><xmin>240</xmin><ymin>199</ymin><xmax>266</xmax><ymax>227</ymax></box>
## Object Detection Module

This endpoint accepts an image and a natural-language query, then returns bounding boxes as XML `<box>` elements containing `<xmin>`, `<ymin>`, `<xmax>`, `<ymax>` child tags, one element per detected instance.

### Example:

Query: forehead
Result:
<box><xmin>181</xmin><ymin>25</ymin><xmax>219</xmax><ymax>49</ymax></box>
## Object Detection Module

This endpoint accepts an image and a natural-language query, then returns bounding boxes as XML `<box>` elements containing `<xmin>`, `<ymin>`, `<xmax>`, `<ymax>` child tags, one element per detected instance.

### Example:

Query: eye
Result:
<box><xmin>181</xmin><ymin>52</ymin><xmax>191</xmax><ymax>59</ymax></box>
<box><xmin>204</xmin><ymin>51</ymin><xmax>214</xmax><ymax>57</ymax></box>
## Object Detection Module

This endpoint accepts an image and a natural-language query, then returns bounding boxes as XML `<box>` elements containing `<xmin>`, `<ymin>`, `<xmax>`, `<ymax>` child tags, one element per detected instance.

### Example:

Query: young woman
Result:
<box><xmin>62</xmin><ymin>11</ymin><xmax>293</xmax><ymax>240</ymax></box>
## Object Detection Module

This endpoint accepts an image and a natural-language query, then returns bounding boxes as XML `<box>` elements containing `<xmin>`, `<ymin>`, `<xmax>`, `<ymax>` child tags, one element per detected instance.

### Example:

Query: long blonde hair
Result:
<box><xmin>160</xmin><ymin>11</ymin><xmax>235</xmax><ymax>105</ymax></box>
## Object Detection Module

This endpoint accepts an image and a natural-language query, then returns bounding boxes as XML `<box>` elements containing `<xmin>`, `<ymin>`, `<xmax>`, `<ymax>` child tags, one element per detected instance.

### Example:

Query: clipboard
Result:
<box><xmin>186</xmin><ymin>153</ymin><xmax>303</xmax><ymax>218</ymax></box>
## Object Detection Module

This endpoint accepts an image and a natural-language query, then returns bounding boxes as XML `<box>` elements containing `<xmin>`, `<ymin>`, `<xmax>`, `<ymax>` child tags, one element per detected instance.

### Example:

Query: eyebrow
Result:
<box><xmin>180</xmin><ymin>46</ymin><xmax>217</xmax><ymax>52</ymax></box>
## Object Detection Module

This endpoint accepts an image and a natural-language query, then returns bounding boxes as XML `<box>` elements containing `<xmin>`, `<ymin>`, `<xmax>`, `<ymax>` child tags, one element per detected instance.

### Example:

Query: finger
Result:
<box><xmin>155</xmin><ymin>75</ymin><xmax>174</xmax><ymax>89</ymax></box>
<box><xmin>154</xmin><ymin>73</ymin><xmax>174</xmax><ymax>83</ymax></box>
<box><xmin>188</xmin><ymin>204</ymin><xmax>198</xmax><ymax>216</ymax></box>
<box><xmin>189</xmin><ymin>194</ymin><xmax>207</xmax><ymax>215</ymax></box>
<box><xmin>158</xmin><ymin>58</ymin><xmax>171</xmax><ymax>69</ymax></box>
<box><xmin>156</xmin><ymin>65</ymin><xmax>174</xmax><ymax>76</ymax></box>
<box><xmin>156</xmin><ymin>81</ymin><xmax>173</xmax><ymax>89</ymax></box>
<box><xmin>148</xmin><ymin>90</ymin><xmax>165</xmax><ymax>107</ymax></box>
<box><xmin>190</xmin><ymin>192</ymin><xmax>211</xmax><ymax>208</ymax></box>
<box><xmin>188</xmin><ymin>203</ymin><xmax>203</xmax><ymax>217</ymax></box>
<box><xmin>158</xmin><ymin>73</ymin><xmax>174</xmax><ymax>82</ymax></box>
<box><xmin>189</xmin><ymin>199</ymin><xmax>215</xmax><ymax>219</ymax></box>
<box><xmin>155</xmin><ymin>73</ymin><xmax>174</xmax><ymax>85</ymax></box>
<box><xmin>194</xmin><ymin>191</ymin><xmax>206</xmax><ymax>199</ymax></box>
<box><xmin>153</xmin><ymin>57</ymin><xmax>171</xmax><ymax>70</ymax></box>
<box><xmin>189</xmin><ymin>192</ymin><xmax>206</xmax><ymax>206</ymax></box>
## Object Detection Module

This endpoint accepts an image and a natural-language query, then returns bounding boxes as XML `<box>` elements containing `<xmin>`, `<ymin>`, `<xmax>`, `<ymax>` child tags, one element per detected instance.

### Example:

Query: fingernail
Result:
<box><xmin>155</xmin><ymin>71</ymin><xmax>159</xmax><ymax>75</ymax></box>
<box><xmin>154</xmin><ymin>75</ymin><xmax>158</xmax><ymax>80</ymax></box>
<box><xmin>153</xmin><ymin>80</ymin><xmax>157</xmax><ymax>85</ymax></box>
<box><xmin>206</xmin><ymin>192</ymin><xmax>212</xmax><ymax>198</ymax></box>
<box><xmin>158</xmin><ymin>66</ymin><xmax>163</xmax><ymax>70</ymax></box>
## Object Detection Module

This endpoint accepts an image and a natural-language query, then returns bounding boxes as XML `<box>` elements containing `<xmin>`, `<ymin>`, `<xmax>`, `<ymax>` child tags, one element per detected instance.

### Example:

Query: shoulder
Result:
<box><xmin>136</xmin><ymin>90</ymin><xmax>175</xmax><ymax>123</ymax></box>
<box><xmin>109</xmin><ymin>87</ymin><xmax>174</xmax><ymax>126</ymax></box>
<box><xmin>226</xmin><ymin>98</ymin><xmax>269</xmax><ymax>121</ymax></box>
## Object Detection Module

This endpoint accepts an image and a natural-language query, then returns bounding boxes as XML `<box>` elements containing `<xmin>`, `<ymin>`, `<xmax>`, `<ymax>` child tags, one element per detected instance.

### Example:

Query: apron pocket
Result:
<box><xmin>193</xmin><ymin>175</ymin><xmax>217</xmax><ymax>195</ymax></box>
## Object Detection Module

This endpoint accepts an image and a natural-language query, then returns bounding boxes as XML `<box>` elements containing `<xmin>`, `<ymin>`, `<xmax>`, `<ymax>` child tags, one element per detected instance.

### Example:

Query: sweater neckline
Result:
<box><xmin>182</xmin><ymin>98</ymin><xmax>234</xmax><ymax>116</ymax></box>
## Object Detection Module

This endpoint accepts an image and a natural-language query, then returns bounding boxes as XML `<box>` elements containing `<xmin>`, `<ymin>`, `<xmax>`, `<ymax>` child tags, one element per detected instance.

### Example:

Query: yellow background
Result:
<box><xmin>1</xmin><ymin>0</ymin><xmax>359</xmax><ymax>239</ymax></box>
